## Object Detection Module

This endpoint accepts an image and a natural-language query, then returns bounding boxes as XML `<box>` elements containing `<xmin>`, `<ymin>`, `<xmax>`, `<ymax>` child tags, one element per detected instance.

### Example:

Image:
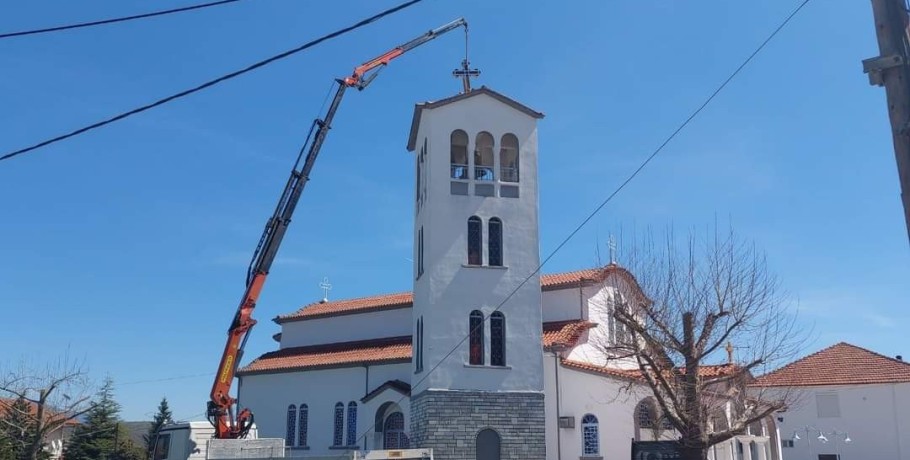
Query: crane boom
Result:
<box><xmin>207</xmin><ymin>17</ymin><xmax>468</xmax><ymax>440</ymax></box>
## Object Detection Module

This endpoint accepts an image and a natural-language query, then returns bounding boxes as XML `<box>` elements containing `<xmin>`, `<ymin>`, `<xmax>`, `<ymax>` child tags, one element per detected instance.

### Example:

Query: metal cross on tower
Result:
<box><xmin>319</xmin><ymin>277</ymin><xmax>332</xmax><ymax>303</ymax></box>
<box><xmin>608</xmin><ymin>235</ymin><xmax>617</xmax><ymax>265</ymax></box>
<box><xmin>452</xmin><ymin>25</ymin><xmax>480</xmax><ymax>93</ymax></box>
<box><xmin>453</xmin><ymin>59</ymin><xmax>481</xmax><ymax>93</ymax></box>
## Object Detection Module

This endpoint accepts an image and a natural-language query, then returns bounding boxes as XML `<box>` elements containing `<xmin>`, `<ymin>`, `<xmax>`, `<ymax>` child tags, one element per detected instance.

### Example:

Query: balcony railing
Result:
<box><xmin>451</xmin><ymin>164</ymin><xmax>468</xmax><ymax>180</ymax></box>
<box><xmin>474</xmin><ymin>166</ymin><xmax>494</xmax><ymax>181</ymax></box>
<box><xmin>500</xmin><ymin>167</ymin><xmax>519</xmax><ymax>183</ymax></box>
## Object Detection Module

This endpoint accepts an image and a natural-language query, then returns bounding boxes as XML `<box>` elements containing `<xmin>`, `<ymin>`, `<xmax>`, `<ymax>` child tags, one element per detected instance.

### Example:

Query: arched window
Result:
<box><xmin>476</xmin><ymin>429</ymin><xmax>501</xmax><ymax>460</ymax></box>
<box><xmin>581</xmin><ymin>414</ymin><xmax>599</xmax><ymax>456</ymax></box>
<box><xmin>469</xmin><ymin>310</ymin><xmax>485</xmax><ymax>365</ymax></box>
<box><xmin>467</xmin><ymin>216</ymin><xmax>482</xmax><ymax>265</ymax></box>
<box><xmin>417</xmin><ymin>226</ymin><xmax>424</xmax><ymax>279</ymax></box>
<box><xmin>474</xmin><ymin>132</ymin><xmax>494</xmax><ymax>181</ymax></box>
<box><xmin>332</xmin><ymin>402</ymin><xmax>344</xmax><ymax>446</ymax></box>
<box><xmin>636</xmin><ymin>400</ymin><xmax>655</xmax><ymax>429</ymax></box>
<box><xmin>711</xmin><ymin>412</ymin><xmax>729</xmax><ymax>433</ymax></box>
<box><xmin>415</xmin><ymin>317</ymin><xmax>424</xmax><ymax>372</ymax></box>
<box><xmin>416</xmin><ymin>149</ymin><xmax>422</xmax><ymax>204</ymax></box>
<box><xmin>451</xmin><ymin>130</ymin><xmax>469</xmax><ymax>179</ymax></box>
<box><xmin>297</xmin><ymin>404</ymin><xmax>308</xmax><ymax>447</ymax></box>
<box><xmin>346</xmin><ymin>402</ymin><xmax>358</xmax><ymax>446</ymax></box>
<box><xmin>488</xmin><ymin>218</ymin><xmax>502</xmax><ymax>267</ymax></box>
<box><xmin>499</xmin><ymin>134</ymin><xmax>519</xmax><ymax>182</ymax></box>
<box><xmin>490</xmin><ymin>312</ymin><xmax>505</xmax><ymax>366</ymax></box>
<box><xmin>286</xmin><ymin>405</ymin><xmax>296</xmax><ymax>446</ymax></box>
<box><xmin>383</xmin><ymin>412</ymin><xmax>409</xmax><ymax>449</ymax></box>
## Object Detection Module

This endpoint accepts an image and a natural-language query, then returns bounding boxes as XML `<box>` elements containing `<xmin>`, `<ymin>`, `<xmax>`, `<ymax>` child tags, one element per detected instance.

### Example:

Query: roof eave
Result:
<box><xmin>238</xmin><ymin>357</ymin><xmax>411</xmax><ymax>377</ymax></box>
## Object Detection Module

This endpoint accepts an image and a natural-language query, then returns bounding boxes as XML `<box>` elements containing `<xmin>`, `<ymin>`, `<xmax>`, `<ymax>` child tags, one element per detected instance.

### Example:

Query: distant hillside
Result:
<box><xmin>122</xmin><ymin>421</ymin><xmax>152</xmax><ymax>448</ymax></box>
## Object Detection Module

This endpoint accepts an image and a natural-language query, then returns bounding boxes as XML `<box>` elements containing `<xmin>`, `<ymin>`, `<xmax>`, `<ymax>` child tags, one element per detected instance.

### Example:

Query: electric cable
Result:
<box><xmin>0</xmin><ymin>0</ymin><xmax>424</xmax><ymax>163</ymax></box>
<box><xmin>347</xmin><ymin>0</ymin><xmax>813</xmax><ymax>448</ymax></box>
<box><xmin>0</xmin><ymin>0</ymin><xmax>245</xmax><ymax>40</ymax></box>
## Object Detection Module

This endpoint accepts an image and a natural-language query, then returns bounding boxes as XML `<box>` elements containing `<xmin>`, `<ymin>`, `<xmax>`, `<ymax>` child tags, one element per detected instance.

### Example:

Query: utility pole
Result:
<box><xmin>864</xmin><ymin>0</ymin><xmax>910</xmax><ymax>245</ymax></box>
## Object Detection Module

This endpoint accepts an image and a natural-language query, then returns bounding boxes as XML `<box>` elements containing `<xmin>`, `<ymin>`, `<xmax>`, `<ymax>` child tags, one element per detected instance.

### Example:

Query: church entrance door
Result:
<box><xmin>476</xmin><ymin>429</ymin><xmax>501</xmax><ymax>460</ymax></box>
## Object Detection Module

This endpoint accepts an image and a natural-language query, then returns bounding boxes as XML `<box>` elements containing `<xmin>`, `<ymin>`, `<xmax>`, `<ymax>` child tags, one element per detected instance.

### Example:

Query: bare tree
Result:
<box><xmin>591</xmin><ymin>226</ymin><xmax>805</xmax><ymax>460</ymax></box>
<box><xmin>0</xmin><ymin>354</ymin><xmax>94</xmax><ymax>460</ymax></box>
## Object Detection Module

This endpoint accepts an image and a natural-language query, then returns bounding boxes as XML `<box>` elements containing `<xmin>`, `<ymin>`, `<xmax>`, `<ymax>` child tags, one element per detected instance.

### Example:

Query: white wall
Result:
<box><xmin>541</xmin><ymin>288</ymin><xmax>584</xmax><ymax>323</ymax></box>
<box><xmin>238</xmin><ymin>363</ymin><xmax>411</xmax><ymax>457</ymax></box>
<box><xmin>280</xmin><ymin>308</ymin><xmax>412</xmax><ymax>349</ymax></box>
<box><xmin>774</xmin><ymin>383</ymin><xmax>910</xmax><ymax>460</ymax></box>
<box><xmin>544</xmin><ymin>351</ymin><xmax>639</xmax><ymax>460</ymax></box>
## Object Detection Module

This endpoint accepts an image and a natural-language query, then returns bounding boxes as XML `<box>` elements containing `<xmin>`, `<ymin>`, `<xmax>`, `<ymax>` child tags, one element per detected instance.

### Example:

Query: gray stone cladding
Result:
<box><xmin>410</xmin><ymin>390</ymin><xmax>546</xmax><ymax>460</ymax></box>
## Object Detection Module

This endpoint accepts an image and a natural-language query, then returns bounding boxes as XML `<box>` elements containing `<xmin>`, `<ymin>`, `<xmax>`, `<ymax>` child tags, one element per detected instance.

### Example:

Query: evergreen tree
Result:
<box><xmin>62</xmin><ymin>378</ymin><xmax>137</xmax><ymax>460</ymax></box>
<box><xmin>143</xmin><ymin>398</ymin><xmax>172</xmax><ymax>454</ymax></box>
<box><xmin>0</xmin><ymin>397</ymin><xmax>45</xmax><ymax>460</ymax></box>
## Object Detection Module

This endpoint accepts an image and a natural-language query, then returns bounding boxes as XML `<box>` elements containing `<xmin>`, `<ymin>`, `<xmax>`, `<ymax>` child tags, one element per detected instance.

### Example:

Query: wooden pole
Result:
<box><xmin>865</xmin><ymin>0</ymin><xmax>910</xmax><ymax>245</ymax></box>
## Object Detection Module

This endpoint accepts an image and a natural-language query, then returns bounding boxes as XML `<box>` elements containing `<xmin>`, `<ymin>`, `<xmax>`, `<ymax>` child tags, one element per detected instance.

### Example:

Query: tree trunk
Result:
<box><xmin>27</xmin><ymin>390</ymin><xmax>47</xmax><ymax>460</ymax></box>
<box><xmin>679</xmin><ymin>445</ymin><xmax>709</xmax><ymax>460</ymax></box>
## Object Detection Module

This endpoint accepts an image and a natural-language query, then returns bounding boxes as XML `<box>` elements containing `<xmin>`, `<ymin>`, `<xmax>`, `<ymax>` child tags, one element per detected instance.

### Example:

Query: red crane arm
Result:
<box><xmin>207</xmin><ymin>17</ymin><xmax>468</xmax><ymax>440</ymax></box>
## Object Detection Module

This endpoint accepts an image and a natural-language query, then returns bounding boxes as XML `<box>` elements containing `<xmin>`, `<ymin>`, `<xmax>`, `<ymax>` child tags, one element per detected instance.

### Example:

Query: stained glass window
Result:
<box><xmin>383</xmin><ymin>412</ymin><xmax>409</xmax><ymax>449</ymax></box>
<box><xmin>582</xmin><ymin>414</ymin><xmax>599</xmax><ymax>456</ymax></box>
<box><xmin>286</xmin><ymin>405</ymin><xmax>296</xmax><ymax>446</ymax></box>
<box><xmin>490</xmin><ymin>312</ymin><xmax>505</xmax><ymax>366</ymax></box>
<box><xmin>346</xmin><ymin>402</ymin><xmax>358</xmax><ymax>446</ymax></box>
<box><xmin>332</xmin><ymin>403</ymin><xmax>343</xmax><ymax>446</ymax></box>
<box><xmin>488</xmin><ymin>218</ymin><xmax>502</xmax><ymax>267</ymax></box>
<box><xmin>467</xmin><ymin>217</ymin><xmax>482</xmax><ymax>265</ymax></box>
<box><xmin>637</xmin><ymin>401</ymin><xmax>654</xmax><ymax>429</ymax></box>
<box><xmin>469</xmin><ymin>310</ymin><xmax>484</xmax><ymax>365</ymax></box>
<box><xmin>297</xmin><ymin>404</ymin><xmax>308</xmax><ymax>447</ymax></box>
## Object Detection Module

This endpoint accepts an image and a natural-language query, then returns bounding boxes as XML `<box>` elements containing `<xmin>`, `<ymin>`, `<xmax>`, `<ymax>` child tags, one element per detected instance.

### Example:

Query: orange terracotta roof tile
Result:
<box><xmin>543</xmin><ymin>320</ymin><xmax>596</xmax><ymax>349</ymax></box>
<box><xmin>0</xmin><ymin>398</ymin><xmax>79</xmax><ymax>427</ymax></box>
<box><xmin>242</xmin><ymin>321</ymin><xmax>593</xmax><ymax>374</ymax></box>
<box><xmin>752</xmin><ymin>342</ymin><xmax>910</xmax><ymax>387</ymax></box>
<box><xmin>238</xmin><ymin>336</ymin><xmax>412</xmax><ymax>375</ymax></box>
<box><xmin>561</xmin><ymin>360</ymin><xmax>640</xmax><ymax>380</ymax></box>
<box><xmin>278</xmin><ymin>265</ymin><xmax>641</xmax><ymax>323</ymax></box>
<box><xmin>277</xmin><ymin>292</ymin><xmax>413</xmax><ymax>323</ymax></box>
<box><xmin>561</xmin><ymin>361</ymin><xmax>739</xmax><ymax>381</ymax></box>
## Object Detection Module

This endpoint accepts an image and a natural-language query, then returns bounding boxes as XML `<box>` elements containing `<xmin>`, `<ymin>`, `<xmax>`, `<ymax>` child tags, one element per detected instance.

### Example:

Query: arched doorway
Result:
<box><xmin>383</xmin><ymin>412</ymin><xmax>409</xmax><ymax>449</ymax></box>
<box><xmin>476</xmin><ymin>429</ymin><xmax>501</xmax><ymax>460</ymax></box>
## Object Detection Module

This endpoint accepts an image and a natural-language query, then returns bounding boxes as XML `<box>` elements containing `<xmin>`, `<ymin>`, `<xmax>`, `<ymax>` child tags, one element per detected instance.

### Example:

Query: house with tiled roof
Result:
<box><xmin>234</xmin><ymin>87</ymin><xmax>782</xmax><ymax>460</ymax></box>
<box><xmin>751</xmin><ymin>342</ymin><xmax>910</xmax><ymax>460</ymax></box>
<box><xmin>0</xmin><ymin>397</ymin><xmax>79</xmax><ymax>460</ymax></box>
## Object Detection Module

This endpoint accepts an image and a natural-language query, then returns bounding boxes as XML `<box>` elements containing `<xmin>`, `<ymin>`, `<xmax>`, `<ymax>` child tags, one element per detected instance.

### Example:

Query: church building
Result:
<box><xmin>236</xmin><ymin>87</ymin><xmax>783</xmax><ymax>460</ymax></box>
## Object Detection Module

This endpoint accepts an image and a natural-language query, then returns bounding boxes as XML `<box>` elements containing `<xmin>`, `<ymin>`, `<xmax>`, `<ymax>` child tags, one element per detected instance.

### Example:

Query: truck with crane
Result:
<box><xmin>149</xmin><ymin>17</ymin><xmax>470</xmax><ymax>460</ymax></box>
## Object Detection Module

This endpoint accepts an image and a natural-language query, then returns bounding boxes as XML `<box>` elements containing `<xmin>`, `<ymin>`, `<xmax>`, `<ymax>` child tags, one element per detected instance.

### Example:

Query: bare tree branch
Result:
<box><xmin>585</xmin><ymin>224</ymin><xmax>806</xmax><ymax>460</ymax></box>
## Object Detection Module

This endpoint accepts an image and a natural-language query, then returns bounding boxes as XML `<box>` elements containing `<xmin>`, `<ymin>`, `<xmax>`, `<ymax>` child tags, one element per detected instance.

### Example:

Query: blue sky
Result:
<box><xmin>1</xmin><ymin>0</ymin><xmax>907</xmax><ymax>421</ymax></box>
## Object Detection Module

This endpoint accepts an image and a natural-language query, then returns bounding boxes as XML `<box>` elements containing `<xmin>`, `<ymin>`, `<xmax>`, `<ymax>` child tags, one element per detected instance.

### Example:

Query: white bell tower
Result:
<box><xmin>407</xmin><ymin>86</ymin><xmax>546</xmax><ymax>460</ymax></box>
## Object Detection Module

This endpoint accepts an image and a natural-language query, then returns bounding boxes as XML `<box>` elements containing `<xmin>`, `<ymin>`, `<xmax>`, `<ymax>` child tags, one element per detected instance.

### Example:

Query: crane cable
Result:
<box><xmin>0</xmin><ymin>0</ymin><xmax>246</xmax><ymax>40</ymax></box>
<box><xmin>0</xmin><ymin>0</ymin><xmax>424</xmax><ymax>163</ymax></box>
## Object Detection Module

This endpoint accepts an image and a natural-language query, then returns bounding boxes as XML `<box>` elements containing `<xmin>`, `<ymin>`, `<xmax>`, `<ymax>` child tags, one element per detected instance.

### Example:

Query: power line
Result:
<box><xmin>0</xmin><ymin>0</ymin><xmax>424</xmax><ymax>163</ymax></box>
<box><xmin>350</xmin><ymin>0</ymin><xmax>813</xmax><ymax>447</ymax></box>
<box><xmin>0</xmin><ymin>0</ymin><xmax>245</xmax><ymax>40</ymax></box>
<box><xmin>116</xmin><ymin>372</ymin><xmax>214</xmax><ymax>386</ymax></box>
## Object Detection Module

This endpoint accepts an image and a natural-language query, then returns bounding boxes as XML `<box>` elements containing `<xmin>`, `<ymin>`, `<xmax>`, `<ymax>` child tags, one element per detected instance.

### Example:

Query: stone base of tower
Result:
<box><xmin>410</xmin><ymin>390</ymin><xmax>545</xmax><ymax>460</ymax></box>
